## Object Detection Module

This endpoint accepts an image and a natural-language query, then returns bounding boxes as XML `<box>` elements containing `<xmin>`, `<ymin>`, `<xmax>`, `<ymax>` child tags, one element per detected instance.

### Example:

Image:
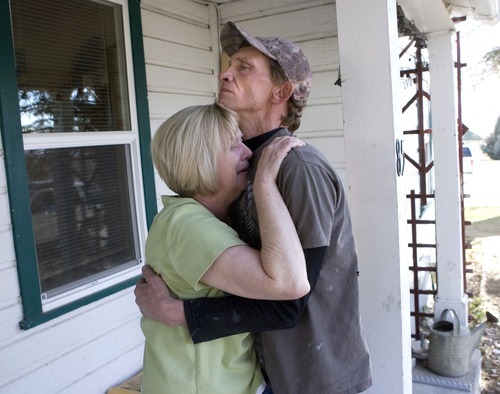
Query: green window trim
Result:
<box><xmin>0</xmin><ymin>0</ymin><xmax>156</xmax><ymax>330</ymax></box>
<box><xmin>129</xmin><ymin>0</ymin><xmax>157</xmax><ymax>229</ymax></box>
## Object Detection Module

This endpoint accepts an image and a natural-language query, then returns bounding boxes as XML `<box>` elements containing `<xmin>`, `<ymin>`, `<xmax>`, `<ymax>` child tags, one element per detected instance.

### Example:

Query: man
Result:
<box><xmin>136</xmin><ymin>22</ymin><xmax>372</xmax><ymax>394</ymax></box>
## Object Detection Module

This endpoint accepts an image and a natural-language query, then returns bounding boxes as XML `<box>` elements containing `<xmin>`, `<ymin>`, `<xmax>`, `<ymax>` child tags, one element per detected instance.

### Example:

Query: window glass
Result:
<box><xmin>27</xmin><ymin>145</ymin><xmax>139</xmax><ymax>298</ymax></box>
<box><xmin>13</xmin><ymin>0</ymin><xmax>130</xmax><ymax>133</ymax></box>
<box><xmin>10</xmin><ymin>0</ymin><xmax>144</xmax><ymax>306</ymax></box>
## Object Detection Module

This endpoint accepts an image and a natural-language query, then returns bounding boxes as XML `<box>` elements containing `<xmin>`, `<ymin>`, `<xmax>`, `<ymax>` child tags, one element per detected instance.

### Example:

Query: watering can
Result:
<box><xmin>426</xmin><ymin>309</ymin><xmax>489</xmax><ymax>378</ymax></box>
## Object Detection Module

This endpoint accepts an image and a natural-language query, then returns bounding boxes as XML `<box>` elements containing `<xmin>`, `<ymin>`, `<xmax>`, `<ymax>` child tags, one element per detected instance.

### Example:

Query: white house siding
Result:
<box><xmin>218</xmin><ymin>0</ymin><xmax>345</xmax><ymax>182</ymax></box>
<box><xmin>142</xmin><ymin>0</ymin><xmax>219</xmax><ymax>208</ymax></box>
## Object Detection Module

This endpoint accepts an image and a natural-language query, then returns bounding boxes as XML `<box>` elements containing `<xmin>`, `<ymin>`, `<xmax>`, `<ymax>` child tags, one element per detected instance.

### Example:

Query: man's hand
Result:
<box><xmin>134</xmin><ymin>265</ymin><xmax>187</xmax><ymax>326</ymax></box>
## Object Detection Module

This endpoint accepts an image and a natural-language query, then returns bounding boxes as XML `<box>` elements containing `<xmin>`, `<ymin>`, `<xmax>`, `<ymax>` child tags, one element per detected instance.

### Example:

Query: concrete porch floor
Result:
<box><xmin>412</xmin><ymin>349</ymin><xmax>482</xmax><ymax>393</ymax></box>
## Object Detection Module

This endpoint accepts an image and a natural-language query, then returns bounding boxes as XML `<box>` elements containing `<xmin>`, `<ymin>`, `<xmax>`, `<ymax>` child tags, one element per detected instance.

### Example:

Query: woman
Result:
<box><xmin>141</xmin><ymin>103</ymin><xmax>308</xmax><ymax>394</ymax></box>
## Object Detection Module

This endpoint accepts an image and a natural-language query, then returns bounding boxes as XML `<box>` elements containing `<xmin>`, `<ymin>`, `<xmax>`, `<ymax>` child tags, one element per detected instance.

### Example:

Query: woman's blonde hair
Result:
<box><xmin>151</xmin><ymin>103</ymin><xmax>240</xmax><ymax>197</ymax></box>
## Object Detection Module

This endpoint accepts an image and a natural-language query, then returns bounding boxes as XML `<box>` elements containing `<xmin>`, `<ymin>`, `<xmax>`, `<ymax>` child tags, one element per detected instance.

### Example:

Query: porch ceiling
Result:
<box><xmin>211</xmin><ymin>0</ymin><xmax>499</xmax><ymax>29</ymax></box>
<box><xmin>398</xmin><ymin>0</ymin><xmax>499</xmax><ymax>34</ymax></box>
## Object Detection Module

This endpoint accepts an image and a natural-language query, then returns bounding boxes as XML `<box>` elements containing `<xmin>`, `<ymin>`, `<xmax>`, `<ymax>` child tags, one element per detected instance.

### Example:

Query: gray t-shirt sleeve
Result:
<box><xmin>278</xmin><ymin>150</ymin><xmax>338</xmax><ymax>248</ymax></box>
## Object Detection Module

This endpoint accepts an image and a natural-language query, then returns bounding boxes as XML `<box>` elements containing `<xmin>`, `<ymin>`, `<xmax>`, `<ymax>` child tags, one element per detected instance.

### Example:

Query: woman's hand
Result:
<box><xmin>255</xmin><ymin>136</ymin><xmax>305</xmax><ymax>185</ymax></box>
<box><xmin>202</xmin><ymin>136</ymin><xmax>309</xmax><ymax>300</ymax></box>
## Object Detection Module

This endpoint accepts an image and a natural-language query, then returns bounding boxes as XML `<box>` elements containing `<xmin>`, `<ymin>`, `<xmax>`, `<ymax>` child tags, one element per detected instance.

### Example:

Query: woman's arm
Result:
<box><xmin>201</xmin><ymin>136</ymin><xmax>309</xmax><ymax>300</ymax></box>
<box><xmin>135</xmin><ymin>247</ymin><xmax>325</xmax><ymax>330</ymax></box>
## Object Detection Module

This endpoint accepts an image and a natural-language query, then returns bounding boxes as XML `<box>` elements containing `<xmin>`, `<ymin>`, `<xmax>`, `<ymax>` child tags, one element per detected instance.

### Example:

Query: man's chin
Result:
<box><xmin>217</xmin><ymin>94</ymin><xmax>233</xmax><ymax>108</ymax></box>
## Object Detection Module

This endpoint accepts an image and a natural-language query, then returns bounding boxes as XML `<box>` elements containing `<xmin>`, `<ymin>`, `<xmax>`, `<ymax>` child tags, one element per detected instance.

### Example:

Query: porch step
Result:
<box><xmin>107</xmin><ymin>371</ymin><xmax>142</xmax><ymax>394</ymax></box>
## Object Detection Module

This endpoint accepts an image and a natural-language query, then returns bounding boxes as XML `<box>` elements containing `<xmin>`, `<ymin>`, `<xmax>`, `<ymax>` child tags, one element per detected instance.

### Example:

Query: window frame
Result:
<box><xmin>0</xmin><ymin>0</ymin><xmax>156</xmax><ymax>329</ymax></box>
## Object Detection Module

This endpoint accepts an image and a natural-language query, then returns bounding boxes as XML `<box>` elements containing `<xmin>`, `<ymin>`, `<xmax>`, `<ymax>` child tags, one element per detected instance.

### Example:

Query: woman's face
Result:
<box><xmin>217</xmin><ymin>129</ymin><xmax>252</xmax><ymax>201</ymax></box>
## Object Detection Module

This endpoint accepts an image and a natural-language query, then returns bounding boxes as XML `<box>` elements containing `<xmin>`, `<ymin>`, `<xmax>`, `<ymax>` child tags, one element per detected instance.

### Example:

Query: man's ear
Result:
<box><xmin>272</xmin><ymin>81</ymin><xmax>294</xmax><ymax>104</ymax></box>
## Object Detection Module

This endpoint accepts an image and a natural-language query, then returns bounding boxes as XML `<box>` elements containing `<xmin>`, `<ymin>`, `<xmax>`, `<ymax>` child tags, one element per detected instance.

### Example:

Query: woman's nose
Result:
<box><xmin>242</xmin><ymin>144</ymin><xmax>252</xmax><ymax>161</ymax></box>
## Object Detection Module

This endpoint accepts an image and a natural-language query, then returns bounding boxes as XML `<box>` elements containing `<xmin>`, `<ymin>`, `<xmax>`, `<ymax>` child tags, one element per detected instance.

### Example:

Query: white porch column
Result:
<box><xmin>336</xmin><ymin>0</ymin><xmax>412</xmax><ymax>393</ymax></box>
<box><xmin>427</xmin><ymin>31</ymin><xmax>468</xmax><ymax>324</ymax></box>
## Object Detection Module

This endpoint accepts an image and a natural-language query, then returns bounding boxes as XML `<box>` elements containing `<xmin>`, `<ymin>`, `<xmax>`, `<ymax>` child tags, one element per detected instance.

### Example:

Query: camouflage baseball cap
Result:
<box><xmin>220</xmin><ymin>22</ymin><xmax>312</xmax><ymax>104</ymax></box>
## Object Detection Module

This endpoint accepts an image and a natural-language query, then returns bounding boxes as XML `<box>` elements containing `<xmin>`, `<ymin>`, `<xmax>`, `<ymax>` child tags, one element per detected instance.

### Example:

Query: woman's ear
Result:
<box><xmin>272</xmin><ymin>81</ymin><xmax>294</xmax><ymax>104</ymax></box>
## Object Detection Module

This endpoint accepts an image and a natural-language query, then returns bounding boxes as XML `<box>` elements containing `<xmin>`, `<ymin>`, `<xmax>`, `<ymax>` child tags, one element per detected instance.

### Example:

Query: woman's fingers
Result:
<box><xmin>257</xmin><ymin>136</ymin><xmax>305</xmax><ymax>181</ymax></box>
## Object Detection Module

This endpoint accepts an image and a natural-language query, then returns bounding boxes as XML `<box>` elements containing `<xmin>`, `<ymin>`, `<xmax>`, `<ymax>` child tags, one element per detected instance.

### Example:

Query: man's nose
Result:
<box><xmin>219</xmin><ymin>68</ymin><xmax>232</xmax><ymax>82</ymax></box>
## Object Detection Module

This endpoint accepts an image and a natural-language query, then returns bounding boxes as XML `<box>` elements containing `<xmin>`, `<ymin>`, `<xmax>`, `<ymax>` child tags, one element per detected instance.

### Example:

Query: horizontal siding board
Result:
<box><xmin>0</xmin><ymin>151</ymin><xmax>6</xmax><ymax>189</ymax></box>
<box><xmin>142</xmin><ymin>9</ymin><xmax>211</xmax><ymax>50</ymax></box>
<box><xmin>220</xmin><ymin>0</ymin><xmax>335</xmax><ymax>24</ymax></box>
<box><xmin>301</xmin><ymin>37</ymin><xmax>340</xmax><ymax>73</ymax></box>
<box><xmin>148</xmin><ymin>92</ymin><xmax>214</xmax><ymax>122</ymax></box>
<box><xmin>143</xmin><ymin>37</ymin><xmax>214</xmax><ymax>74</ymax></box>
<box><xmin>300</xmin><ymin>103</ymin><xmax>344</xmax><ymax>132</ymax></box>
<box><xmin>143</xmin><ymin>0</ymin><xmax>208</xmax><ymax>26</ymax></box>
<box><xmin>147</xmin><ymin>85</ymin><xmax>215</xmax><ymax>98</ymax></box>
<box><xmin>153</xmin><ymin>174</ymin><xmax>173</xmax><ymax>196</ymax></box>
<box><xmin>0</xmin><ymin>290</ymin><xmax>142</xmax><ymax>389</ymax></box>
<box><xmin>0</xmin><ymin>229</ymin><xmax>15</xmax><ymax>264</ymax></box>
<box><xmin>146</xmin><ymin>64</ymin><xmax>214</xmax><ymax>95</ymax></box>
<box><xmin>305</xmin><ymin>135</ymin><xmax>346</xmax><ymax>163</ymax></box>
<box><xmin>307</xmin><ymin>71</ymin><xmax>342</xmax><ymax>102</ymax></box>
<box><xmin>0</xmin><ymin>303</ymin><xmax>23</xmax><ymax>349</ymax></box>
<box><xmin>0</xmin><ymin>264</ymin><xmax>20</xmax><ymax>311</ymax></box>
<box><xmin>220</xmin><ymin>3</ymin><xmax>337</xmax><ymax>42</ymax></box>
<box><xmin>335</xmin><ymin>168</ymin><xmax>347</xmax><ymax>187</ymax></box>
<box><xmin>1</xmin><ymin>317</ymin><xmax>143</xmax><ymax>394</ymax></box>
<box><xmin>0</xmin><ymin>193</ymin><xmax>11</xmax><ymax>225</ymax></box>
<box><xmin>65</xmin><ymin>344</ymin><xmax>144</xmax><ymax>394</ymax></box>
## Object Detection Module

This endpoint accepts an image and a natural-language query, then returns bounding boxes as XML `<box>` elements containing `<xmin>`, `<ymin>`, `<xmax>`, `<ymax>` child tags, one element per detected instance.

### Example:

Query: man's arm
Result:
<box><xmin>135</xmin><ymin>265</ymin><xmax>187</xmax><ymax>326</ymax></box>
<box><xmin>186</xmin><ymin>247</ymin><xmax>325</xmax><ymax>343</ymax></box>
<box><xmin>135</xmin><ymin>247</ymin><xmax>326</xmax><ymax>342</ymax></box>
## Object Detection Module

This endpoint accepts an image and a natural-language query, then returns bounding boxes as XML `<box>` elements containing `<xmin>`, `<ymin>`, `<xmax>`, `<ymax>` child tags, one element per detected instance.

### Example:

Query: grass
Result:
<box><xmin>464</xmin><ymin>206</ymin><xmax>500</xmax><ymax>393</ymax></box>
<box><xmin>464</xmin><ymin>207</ymin><xmax>500</xmax><ymax>241</ymax></box>
<box><xmin>465</xmin><ymin>206</ymin><xmax>500</xmax><ymax>223</ymax></box>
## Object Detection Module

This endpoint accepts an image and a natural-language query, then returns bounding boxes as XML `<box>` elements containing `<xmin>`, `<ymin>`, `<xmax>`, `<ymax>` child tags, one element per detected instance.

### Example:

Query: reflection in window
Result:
<box><xmin>13</xmin><ymin>0</ymin><xmax>131</xmax><ymax>134</ymax></box>
<box><xmin>27</xmin><ymin>145</ymin><xmax>139</xmax><ymax>297</ymax></box>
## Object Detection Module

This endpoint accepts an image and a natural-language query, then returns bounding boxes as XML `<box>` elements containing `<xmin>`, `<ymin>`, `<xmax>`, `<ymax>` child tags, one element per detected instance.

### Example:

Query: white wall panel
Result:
<box><xmin>301</xmin><ymin>37</ymin><xmax>340</xmax><ymax>73</ymax></box>
<box><xmin>143</xmin><ymin>0</ymin><xmax>207</xmax><ymax>25</ymax></box>
<box><xmin>0</xmin><ymin>263</ymin><xmax>20</xmax><ymax>311</ymax></box>
<box><xmin>148</xmin><ymin>92</ymin><xmax>214</xmax><ymax>122</ymax></box>
<box><xmin>0</xmin><ymin>290</ymin><xmax>143</xmax><ymax>393</ymax></box>
<box><xmin>146</xmin><ymin>64</ymin><xmax>214</xmax><ymax>95</ymax></box>
<box><xmin>221</xmin><ymin>4</ymin><xmax>337</xmax><ymax>42</ymax></box>
<box><xmin>222</xmin><ymin>0</ymin><xmax>335</xmax><ymax>30</ymax></box>
<box><xmin>141</xmin><ymin>8</ymin><xmax>210</xmax><ymax>46</ymax></box>
<box><xmin>0</xmin><ymin>195</ymin><xmax>10</xmax><ymax>227</ymax></box>
<box><xmin>300</xmin><ymin>102</ymin><xmax>344</xmax><ymax>133</ymax></box>
<box><xmin>143</xmin><ymin>38</ymin><xmax>213</xmax><ymax>74</ymax></box>
<box><xmin>0</xmin><ymin>299</ymin><xmax>23</xmax><ymax>348</ymax></box>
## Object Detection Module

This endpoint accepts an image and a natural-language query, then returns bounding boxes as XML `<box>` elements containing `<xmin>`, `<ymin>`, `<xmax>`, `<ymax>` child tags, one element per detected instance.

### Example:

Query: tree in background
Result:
<box><xmin>481</xmin><ymin>47</ymin><xmax>500</xmax><ymax>159</ymax></box>
<box><xmin>483</xmin><ymin>115</ymin><xmax>500</xmax><ymax>159</ymax></box>
<box><xmin>484</xmin><ymin>47</ymin><xmax>500</xmax><ymax>74</ymax></box>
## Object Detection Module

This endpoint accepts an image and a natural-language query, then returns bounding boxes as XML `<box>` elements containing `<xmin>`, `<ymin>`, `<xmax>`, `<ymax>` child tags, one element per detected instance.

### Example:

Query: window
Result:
<box><xmin>1</xmin><ymin>0</ymin><xmax>155</xmax><ymax>327</ymax></box>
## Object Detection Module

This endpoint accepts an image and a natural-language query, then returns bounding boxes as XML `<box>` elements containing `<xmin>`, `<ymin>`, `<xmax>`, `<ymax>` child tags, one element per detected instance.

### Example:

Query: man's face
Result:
<box><xmin>218</xmin><ymin>46</ymin><xmax>277</xmax><ymax>114</ymax></box>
